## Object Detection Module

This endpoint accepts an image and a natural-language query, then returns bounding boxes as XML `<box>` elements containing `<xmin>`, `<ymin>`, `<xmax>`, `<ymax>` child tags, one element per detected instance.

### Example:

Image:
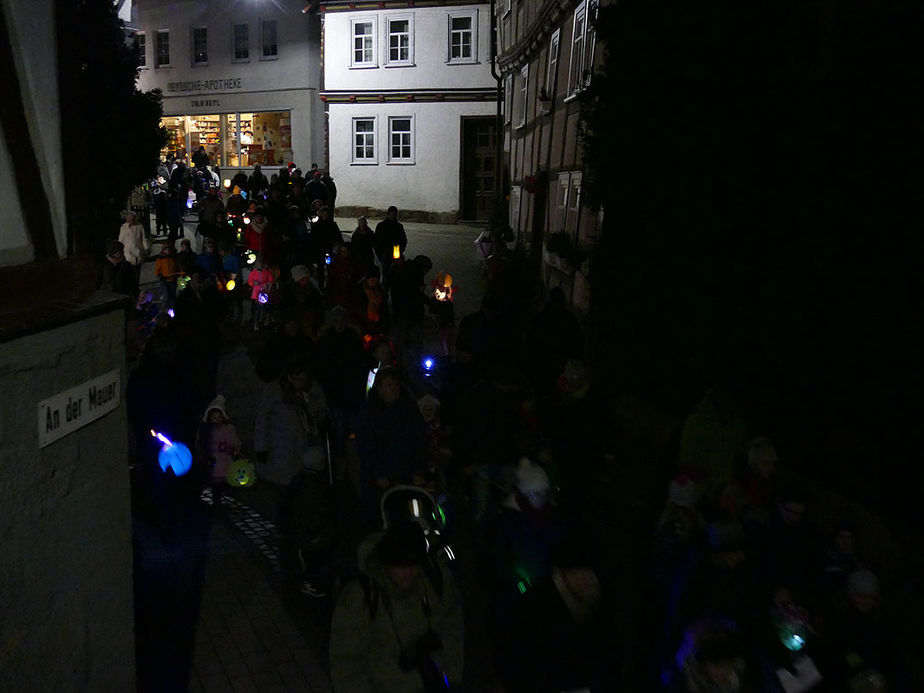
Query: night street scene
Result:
<box><xmin>2</xmin><ymin>0</ymin><xmax>923</xmax><ymax>691</ymax></box>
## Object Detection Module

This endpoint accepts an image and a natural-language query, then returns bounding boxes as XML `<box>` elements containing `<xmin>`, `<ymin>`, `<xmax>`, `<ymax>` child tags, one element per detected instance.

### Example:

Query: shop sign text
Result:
<box><xmin>167</xmin><ymin>78</ymin><xmax>242</xmax><ymax>94</ymax></box>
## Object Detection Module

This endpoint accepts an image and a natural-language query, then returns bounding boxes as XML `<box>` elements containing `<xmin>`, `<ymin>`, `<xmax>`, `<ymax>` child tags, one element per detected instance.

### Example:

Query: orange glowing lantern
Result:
<box><xmin>393</xmin><ymin>244</ymin><xmax>401</xmax><ymax>260</ymax></box>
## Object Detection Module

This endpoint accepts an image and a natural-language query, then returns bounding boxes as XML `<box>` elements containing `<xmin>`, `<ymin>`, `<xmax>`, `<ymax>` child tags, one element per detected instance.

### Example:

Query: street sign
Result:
<box><xmin>37</xmin><ymin>369</ymin><xmax>121</xmax><ymax>448</ymax></box>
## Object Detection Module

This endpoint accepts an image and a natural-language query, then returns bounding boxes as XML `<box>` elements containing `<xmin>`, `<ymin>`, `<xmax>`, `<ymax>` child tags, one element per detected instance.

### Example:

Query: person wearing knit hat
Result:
<box><xmin>291</xmin><ymin>264</ymin><xmax>312</xmax><ymax>284</ymax></box>
<box><xmin>514</xmin><ymin>456</ymin><xmax>550</xmax><ymax>510</ymax></box>
<box><xmin>846</xmin><ymin>567</ymin><xmax>880</xmax><ymax>613</ymax></box>
<box><xmin>668</xmin><ymin>474</ymin><xmax>702</xmax><ymax>510</ymax></box>
<box><xmin>202</xmin><ymin>394</ymin><xmax>229</xmax><ymax>422</ymax></box>
<box><xmin>197</xmin><ymin>394</ymin><xmax>241</xmax><ymax>496</ymax></box>
<box><xmin>100</xmin><ymin>239</ymin><xmax>138</xmax><ymax>297</ymax></box>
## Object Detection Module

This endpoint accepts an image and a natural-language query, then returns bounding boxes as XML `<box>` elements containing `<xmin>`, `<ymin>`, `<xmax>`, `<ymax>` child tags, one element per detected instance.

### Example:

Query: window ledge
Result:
<box><xmin>446</xmin><ymin>59</ymin><xmax>479</xmax><ymax>65</ymax></box>
<box><xmin>351</xmin><ymin>161</ymin><xmax>379</xmax><ymax>165</ymax></box>
<box><xmin>232</xmin><ymin>58</ymin><xmax>251</xmax><ymax>64</ymax></box>
<box><xmin>259</xmin><ymin>55</ymin><xmax>279</xmax><ymax>61</ymax></box>
<box><xmin>384</xmin><ymin>62</ymin><xmax>415</xmax><ymax>68</ymax></box>
<box><xmin>349</xmin><ymin>64</ymin><xmax>380</xmax><ymax>69</ymax></box>
<box><xmin>386</xmin><ymin>161</ymin><xmax>415</xmax><ymax>166</ymax></box>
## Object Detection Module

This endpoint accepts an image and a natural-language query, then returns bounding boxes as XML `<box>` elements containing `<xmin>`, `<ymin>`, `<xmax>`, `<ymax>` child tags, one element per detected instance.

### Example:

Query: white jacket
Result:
<box><xmin>118</xmin><ymin>222</ymin><xmax>150</xmax><ymax>266</ymax></box>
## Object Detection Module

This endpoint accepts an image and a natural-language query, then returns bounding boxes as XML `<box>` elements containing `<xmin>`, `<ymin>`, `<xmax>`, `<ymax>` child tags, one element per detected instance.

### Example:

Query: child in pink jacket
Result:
<box><xmin>197</xmin><ymin>395</ymin><xmax>241</xmax><ymax>505</ymax></box>
<box><xmin>247</xmin><ymin>261</ymin><xmax>277</xmax><ymax>330</ymax></box>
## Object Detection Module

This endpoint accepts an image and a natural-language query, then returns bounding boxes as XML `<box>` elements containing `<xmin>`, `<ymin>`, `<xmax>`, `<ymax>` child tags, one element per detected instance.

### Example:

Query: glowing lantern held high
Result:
<box><xmin>151</xmin><ymin>429</ymin><xmax>192</xmax><ymax>477</ymax></box>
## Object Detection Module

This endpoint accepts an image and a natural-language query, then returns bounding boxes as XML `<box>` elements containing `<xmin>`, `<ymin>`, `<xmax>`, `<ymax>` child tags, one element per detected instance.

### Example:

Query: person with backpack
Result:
<box><xmin>330</xmin><ymin>521</ymin><xmax>463</xmax><ymax>692</ymax></box>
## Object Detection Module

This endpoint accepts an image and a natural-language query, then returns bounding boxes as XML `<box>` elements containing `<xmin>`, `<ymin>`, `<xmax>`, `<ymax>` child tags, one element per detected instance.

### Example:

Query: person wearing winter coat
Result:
<box><xmin>254</xmin><ymin>359</ymin><xmax>329</xmax><ymax>487</ymax></box>
<box><xmin>118</xmin><ymin>211</ymin><xmax>150</xmax><ymax>276</ymax></box>
<box><xmin>196</xmin><ymin>395</ymin><xmax>241</xmax><ymax>501</ymax></box>
<box><xmin>100</xmin><ymin>239</ymin><xmax>139</xmax><ymax>297</ymax></box>
<box><xmin>330</xmin><ymin>521</ymin><xmax>464</xmax><ymax>693</ymax></box>
<box><xmin>350</xmin><ymin>216</ymin><xmax>376</xmax><ymax>277</ymax></box>
<box><xmin>355</xmin><ymin>366</ymin><xmax>428</xmax><ymax>521</ymax></box>
<box><xmin>373</xmin><ymin>206</ymin><xmax>408</xmax><ymax>288</ymax></box>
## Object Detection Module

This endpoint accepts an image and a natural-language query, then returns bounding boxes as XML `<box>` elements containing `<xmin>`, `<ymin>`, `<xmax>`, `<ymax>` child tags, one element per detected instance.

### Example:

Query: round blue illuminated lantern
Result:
<box><xmin>151</xmin><ymin>430</ymin><xmax>193</xmax><ymax>477</ymax></box>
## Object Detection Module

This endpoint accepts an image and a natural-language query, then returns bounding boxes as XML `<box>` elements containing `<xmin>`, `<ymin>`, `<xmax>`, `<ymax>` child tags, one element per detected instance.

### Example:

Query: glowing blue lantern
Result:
<box><xmin>258</xmin><ymin>291</ymin><xmax>270</xmax><ymax>305</ymax></box>
<box><xmin>151</xmin><ymin>429</ymin><xmax>192</xmax><ymax>476</ymax></box>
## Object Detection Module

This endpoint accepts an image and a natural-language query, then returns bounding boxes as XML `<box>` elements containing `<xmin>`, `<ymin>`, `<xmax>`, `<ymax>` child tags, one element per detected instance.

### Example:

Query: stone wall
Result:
<box><xmin>0</xmin><ymin>304</ymin><xmax>135</xmax><ymax>690</ymax></box>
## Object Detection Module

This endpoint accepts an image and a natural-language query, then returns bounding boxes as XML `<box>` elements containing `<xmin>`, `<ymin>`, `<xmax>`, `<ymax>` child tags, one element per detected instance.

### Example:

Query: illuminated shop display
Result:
<box><xmin>160</xmin><ymin>111</ymin><xmax>293</xmax><ymax>168</ymax></box>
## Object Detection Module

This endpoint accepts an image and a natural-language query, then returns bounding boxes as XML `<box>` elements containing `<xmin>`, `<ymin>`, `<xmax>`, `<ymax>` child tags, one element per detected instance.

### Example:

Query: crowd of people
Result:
<box><xmin>115</xmin><ymin>156</ymin><xmax>915</xmax><ymax>693</ymax></box>
<box><xmin>650</xmin><ymin>426</ymin><xmax>912</xmax><ymax>692</ymax></box>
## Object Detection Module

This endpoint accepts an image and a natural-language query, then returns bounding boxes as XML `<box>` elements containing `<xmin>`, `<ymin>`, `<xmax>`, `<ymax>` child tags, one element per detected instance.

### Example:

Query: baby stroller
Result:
<box><xmin>380</xmin><ymin>485</ymin><xmax>455</xmax><ymax>565</ymax></box>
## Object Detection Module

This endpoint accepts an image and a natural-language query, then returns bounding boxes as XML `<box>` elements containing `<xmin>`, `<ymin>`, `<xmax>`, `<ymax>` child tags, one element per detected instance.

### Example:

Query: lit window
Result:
<box><xmin>261</xmin><ymin>19</ymin><xmax>278</xmax><ymax>58</ymax></box>
<box><xmin>448</xmin><ymin>11</ymin><xmax>477</xmax><ymax>63</ymax></box>
<box><xmin>351</xmin><ymin>19</ymin><xmax>376</xmax><ymax>66</ymax></box>
<box><xmin>233</xmin><ymin>23</ymin><xmax>249</xmax><ymax>61</ymax></box>
<box><xmin>134</xmin><ymin>32</ymin><xmax>146</xmax><ymax>68</ymax></box>
<box><xmin>192</xmin><ymin>27</ymin><xmax>208</xmax><ymax>65</ymax></box>
<box><xmin>386</xmin><ymin>16</ymin><xmax>413</xmax><ymax>65</ymax></box>
<box><xmin>155</xmin><ymin>30</ymin><xmax>170</xmax><ymax>67</ymax></box>
<box><xmin>388</xmin><ymin>117</ymin><xmax>414</xmax><ymax>163</ymax></box>
<box><xmin>352</xmin><ymin>118</ymin><xmax>376</xmax><ymax>163</ymax></box>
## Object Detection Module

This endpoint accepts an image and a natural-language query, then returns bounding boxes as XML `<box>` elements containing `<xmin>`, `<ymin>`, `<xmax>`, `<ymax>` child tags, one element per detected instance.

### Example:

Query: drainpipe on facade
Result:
<box><xmin>489</xmin><ymin>0</ymin><xmax>503</xmax><ymax>206</ymax></box>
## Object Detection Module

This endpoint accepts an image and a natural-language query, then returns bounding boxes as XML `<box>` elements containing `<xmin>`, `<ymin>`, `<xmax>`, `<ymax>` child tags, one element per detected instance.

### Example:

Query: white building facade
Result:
<box><xmin>132</xmin><ymin>0</ymin><xmax>325</xmax><ymax>177</ymax></box>
<box><xmin>321</xmin><ymin>0</ymin><xmax>498</xmax><ymax>222</ymax></box>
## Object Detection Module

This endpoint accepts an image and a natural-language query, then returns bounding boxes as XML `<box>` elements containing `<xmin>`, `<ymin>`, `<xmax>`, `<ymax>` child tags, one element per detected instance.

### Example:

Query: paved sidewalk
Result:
<box><xmin>188</xmin><ymin>492</ymin><xmax>332</xmax><ymax>693</ymax></box>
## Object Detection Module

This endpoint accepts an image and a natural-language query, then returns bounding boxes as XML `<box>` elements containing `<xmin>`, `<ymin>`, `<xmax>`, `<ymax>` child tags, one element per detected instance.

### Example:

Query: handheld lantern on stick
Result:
<box><xmin>150</xmin><ymin>429</ymin><xmax>192</xmax><ymax>476</ymax></box>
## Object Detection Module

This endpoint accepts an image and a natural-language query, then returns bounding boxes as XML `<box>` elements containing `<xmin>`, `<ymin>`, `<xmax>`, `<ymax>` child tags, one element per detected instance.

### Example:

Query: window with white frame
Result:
<box><xmin>388</xmin><ymin>116</ymin><xmax>414</xmax><ymax>163</ymax></box>
<box><xmin>352</xmin><ymin>118</ymin><xmax>376</xmax><ymax>163</ymax></box>
<box><xmin>385</xmin><ymin>15</ymin><xmax>413</xmax><ymax>65</ymax></box>
<box><xmin>517</xmin><ymin>64</ymin><xmax>528</xmax><ymax>127</ymax></box>
<box><xmin>554</xmin><ymin>172</ymin><xmax>569</xmax><ymax>231</ymax></box>
<box><xmin>351</xmin><ymin>18</ymin><xmax>376</xmax><ymax>67</ymax></box>
<box><xmin>233</xmin><ymin>23</ymin><xmax>249</xmax><ymax>61</ymax></box>
<box><xmin>566</xmin><ymin>172</ymin><xmax>582</xmax><ymax>233</ymax></box>
<box><xmin>545</xmin><ymin>30</ymin><xmax>560</xmax><ymax>98</ymax></box>
<box><xmin>504</xmin><ymin>73</ymin><xmax>513</xmax><ymax>124</ymax></box>
<box><xmin>192</xmin><ymin>27</ymin><xmax>208</xmax><ymax>65</ymax></box>
<box><xmin>510</xmin><ymin>186</ymin><xmax>522</xmax><ymax>238</ymax></box>
<box><xmin>155</xmin><ymin>30</ymin><xmax>170</xmax><ymax>67</ymax></box>
<box><xmin>261</xmin><ymin>19</ymin><xmax>278</xmax><ymax>58</ymax></box>
<box><xmin>568</xmin><ymin>0</ymin><xmax>597</xmax><ymax>94</ymax></box>
<box><xmin>134</xmin><ymin>31</ymin><xmax>146</xmax><ymax>68</ymax></box>
<box><xmin>448</xmin><ymin>10</ymin><xmax>477</xmax><ymax>63</ymax></box>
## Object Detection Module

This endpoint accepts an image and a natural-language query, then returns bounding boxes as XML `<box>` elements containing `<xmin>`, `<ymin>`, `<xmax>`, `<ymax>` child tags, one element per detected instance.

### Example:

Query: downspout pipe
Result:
<box><xmin>489</xmin><ymin>0</ymin><xmax>503</xmax><ymax>204</ymax></box>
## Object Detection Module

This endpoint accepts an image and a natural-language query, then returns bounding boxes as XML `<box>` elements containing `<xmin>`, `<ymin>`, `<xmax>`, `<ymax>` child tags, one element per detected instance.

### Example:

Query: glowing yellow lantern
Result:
<box><xmin>225</xmin><ymin>278</ymin><xmax>236</xmax><ymax>291</ymax></box>
<box><xmin>223</xmin><ymin>178</ymin><xmax>231</xmax><ymax>188</ymax></box>
<box><xmin>393</xmin><ymin>244</ymin><xmax>401</xmax><ymax>260</ymax></box>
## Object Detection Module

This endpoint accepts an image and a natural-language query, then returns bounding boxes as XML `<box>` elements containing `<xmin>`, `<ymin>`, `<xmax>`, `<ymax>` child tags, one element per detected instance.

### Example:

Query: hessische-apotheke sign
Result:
<box><xmin>37</xmin><ymin>369</ymin><xmax>121</xmax><ymax>448</ymax></box>
<box><xmin>167</xmin><ymin>77</ymin><xmax>244</xmax><ymax>93</ymax></box>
